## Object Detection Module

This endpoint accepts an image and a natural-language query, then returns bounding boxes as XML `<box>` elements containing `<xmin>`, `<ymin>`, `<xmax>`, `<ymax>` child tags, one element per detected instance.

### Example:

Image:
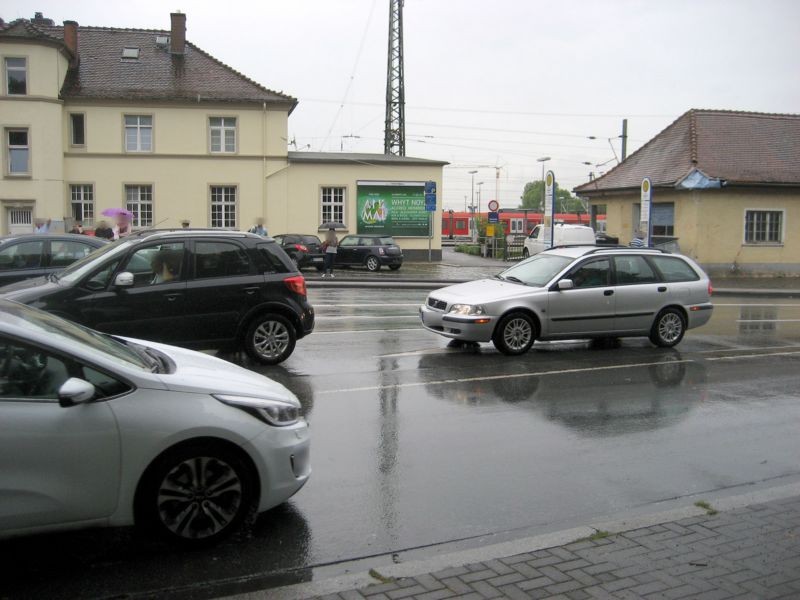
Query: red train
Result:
<box><xmin>441</xmin><ymin>211</ymin><xmax>604</xmax><ymax>238</ymax></box>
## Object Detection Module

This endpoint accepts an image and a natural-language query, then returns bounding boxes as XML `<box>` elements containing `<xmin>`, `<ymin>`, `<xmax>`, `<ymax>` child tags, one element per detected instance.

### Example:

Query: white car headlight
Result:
<box><xmin>214</xmin><ymin>394</ymin><xmax>300</xmax><ymax>427</ymax></box>
<box><xmin>449</xmin><ymin>304</ymin><xmax>486</xmax><ymax>316</ymax></box>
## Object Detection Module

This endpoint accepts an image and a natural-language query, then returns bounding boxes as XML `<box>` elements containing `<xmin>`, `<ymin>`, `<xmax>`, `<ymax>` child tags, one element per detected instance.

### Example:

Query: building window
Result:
<box><xmin>70</xmin><ymin>184</ymin><xmax>94</xmax><ymax>225</ymax></box>
<box><xmin>744</xmin><ymin>210</ymin><xmax>783</xmax><ymax>244</ymax></box>
<box><xmin>124</xmin><ymin>115</ymin><xmax>152</xmax><ymax>152</ymax></box>
<box><xmin>70</xmin><ymin>114</ymin><xmax>85</xmax><ymax>146</ymax></box>
<box><xmin>125</xmin><ymin>185</ymin><xmax>153</xmax><ymax>227</ymax></box>
<box><xmin>209</xmin><ymin>117</ymin><xmax>236</xmax><ymax>153</ymax></box>
<box><xmin>651</xmin><ymin>203</ymin><xmax>675</xmax><ymax>236</ymax></box>
<box><xmin>320</xmin><ymin>187</ymin><xmax>345</xmax><ymax>224</ymax></box>
<box><xmin>6</xmin><ymin>128</ymin><xmax>29</xmax><ymax>175</ymax></box>
<box><xmin>5</xmin><ymin>57</ymin><xmax>27</xmax><ymax>95</ymax></box>
<box><xmin>210</xmin><ymin>186</ymin><xmax>237</xmax><ymax>228</ymax></box>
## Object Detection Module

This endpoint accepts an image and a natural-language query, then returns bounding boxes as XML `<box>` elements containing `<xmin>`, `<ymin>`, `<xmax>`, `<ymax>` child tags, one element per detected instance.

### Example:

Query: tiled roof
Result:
<box><xmin>288</xmin><ymin>151</ymin><xmax>449</xmax><ymax>166</ymax></box>
<box><xmin>0</xmin><ymin>19</ymin><xmax>297</xmax><ymax>109</ymax></box>
<box><xmin>574</xmin><ymin>109</ymin><xmax>800</xmax><ymax>194</ymax></box>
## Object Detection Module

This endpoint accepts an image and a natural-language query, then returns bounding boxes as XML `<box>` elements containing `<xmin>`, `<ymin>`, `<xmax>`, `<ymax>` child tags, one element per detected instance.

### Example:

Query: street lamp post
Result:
<box><xmin>536</xmin><ymin>157</ymin><xmax>551</xmax><ymax>212</ymax></box>
<box><xmin>469</xmin><ymin>170</ymin><xmax>478</xmax><ymax>242</ymax></box>
<box><xmin>476</xmin><ymin>182</ymin><xmax>484</xmax><ymax>215</ymax></box>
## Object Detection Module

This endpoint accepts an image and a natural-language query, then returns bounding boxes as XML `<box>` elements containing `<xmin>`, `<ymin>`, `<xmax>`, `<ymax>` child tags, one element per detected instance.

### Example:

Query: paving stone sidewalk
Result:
<box><xmin>313</xmin><ymin>495</ymin><xmax>800</xmax><ymax>600</ymax></box>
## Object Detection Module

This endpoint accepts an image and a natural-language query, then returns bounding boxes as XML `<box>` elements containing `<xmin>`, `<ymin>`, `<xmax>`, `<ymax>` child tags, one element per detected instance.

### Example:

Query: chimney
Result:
<box><xmin>170</xmin><ymin>12</ymin><xmax>186</xmax><ymax>55</ymax></box>
<box><xmin>63</xmin><ymin>20</ymin><xmax>79</xmax><ymax>69</ymax></box>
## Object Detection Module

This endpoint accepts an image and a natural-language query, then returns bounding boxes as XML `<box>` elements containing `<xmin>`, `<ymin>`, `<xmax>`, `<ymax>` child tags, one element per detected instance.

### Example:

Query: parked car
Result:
<box><xmin>523</xmin><ymin>224</ymin><xmax>595</xmax><ymax>257</ymax></box>
<box><xmin>273</xmin><ymin>234</ymin><xmax>324</xmax><ymax>271</ymax></box>
<box><xmin>0</xmin><ymin>230</ymin><xmax>314</xmax><ymax>365</ymax></box>
<box><xmin>336</xmin><ymin>234</ymin><xmax>403</xmax><ymax>271</ymax></box>
<box><xmin>0</xmin><ymin>299</ymin><xmax>310</xmax><ymax>545</ymax></box>
<box><xmin>0</xmin><ymin>234</ymin><xmax>107</xmax><ymax>285</ymax></box>
<box><xmin>595</xmin><ymin>232</ymin><xmax>620</xmax><ymax>246</ymax></box>
<box><xmin>420</xmin><ymin>246</ymin><xmax>713</xmax><ymax>355</ymax></box>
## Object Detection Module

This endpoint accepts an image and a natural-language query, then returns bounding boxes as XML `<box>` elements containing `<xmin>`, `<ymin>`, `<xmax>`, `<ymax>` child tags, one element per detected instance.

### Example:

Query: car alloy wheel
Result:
<box><xmin>650</xmin><ymin>308</ymin><xmax>685</xmax><ymax>347</ymax></box>
<box><xmin>492</xmin><ymin>311</ymin><xmax>536</xmax><ymax>355</ymax></box>
<box><xmin>157</xmin><ymin>456</ymin><xmax>243</xmax><ymax>540</ymax></box>
<box><xmin>136</xmin><ymin>443</ymin><xmax>256</xmax><ymax>545</ymax></box>
<box><xmin>365</xmin><ymin>255</ymin><xmax>381</xmax><ymax>272</ymax></box>
<box><xmin>245</xmin><ymin>314</ymin><xmax>297</xmax><ymax>364</ymax></box>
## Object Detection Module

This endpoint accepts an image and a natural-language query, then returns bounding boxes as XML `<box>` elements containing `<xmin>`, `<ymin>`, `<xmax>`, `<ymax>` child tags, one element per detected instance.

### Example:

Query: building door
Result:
<box><xmin>7</xmin><ymin>207</ymin><xmax>33</xmax><ymax>235</ymax></box>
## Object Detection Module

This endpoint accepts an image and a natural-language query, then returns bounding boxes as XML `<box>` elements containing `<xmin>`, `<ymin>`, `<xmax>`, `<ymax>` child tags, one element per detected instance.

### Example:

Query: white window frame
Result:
<box><xmin>509</xmin><ymin>218</ymin><xmax>524</xmax><ymax>234</ymax></box>
<box><xmin>210</xmin><ymin>185</ymin><xmax>238</xmax><ymax>229</ymax></box>
<box><xmin>320</xmin><ymin>186</ymin><xmax>346</xmax><ymax>226</ymax></box>
<box><xmin>124</xmin><ymin>115</ymin><xmax>153</xmax><ymax>152</ymax></box>
<box><xmin>69</xmin><ymin>184</ymin><xmax>94</xmax><ymax>225</ymax></box>
<box><xmin>209</xmin><ymin>117</ymin><xmax>237</xmax><ymax>153</ymax></box>
<box><xmin>4</xmin><ymin>56</ymin><xmax>27</xmax><ymax>95</ymax></box>
<box><xmin>743</xmin><ymin>208</ymin><xmax>784</xmax><ymax>245</ymax></box>
<box><xmin>5</xmin><ymin>127</ymin><xmax>30</xmax><ymax>176</ymax></box>
<box><xmin>125</xmin><ymin>184</ymin><xmax>154</xmax><ymax>227</ymax></box>
<box><xmin>69</xmin><ymin>113</ymin><xmax>86</xmax><ymax>147</ymax></box>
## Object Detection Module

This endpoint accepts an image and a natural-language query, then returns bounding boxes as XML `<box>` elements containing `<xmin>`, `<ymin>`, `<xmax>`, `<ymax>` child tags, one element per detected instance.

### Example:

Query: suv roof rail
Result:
<box><xmin>127</xmin><ymin>229</ymin><xmax>255</xmax><ymax>238</ymax></box>
<box><xmin>548</xmin><ymin>244</ymin><xmax>671</xmax><ymax>255</ymax></box>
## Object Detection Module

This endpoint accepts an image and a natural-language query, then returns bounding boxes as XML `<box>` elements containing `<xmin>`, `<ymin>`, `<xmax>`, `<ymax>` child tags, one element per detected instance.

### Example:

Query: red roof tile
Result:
<box><xmin>575</xmin><ymin>109</ymin><xmax>800</xmax><ymax>194</ymax></box>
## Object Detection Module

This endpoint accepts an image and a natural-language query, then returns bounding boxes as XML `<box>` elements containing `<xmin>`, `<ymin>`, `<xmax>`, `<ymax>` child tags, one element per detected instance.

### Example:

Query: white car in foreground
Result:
<box><xmin>0</xmin><ymin>299</ymin><xmax>310</xmax><ymax>545</ymax></box>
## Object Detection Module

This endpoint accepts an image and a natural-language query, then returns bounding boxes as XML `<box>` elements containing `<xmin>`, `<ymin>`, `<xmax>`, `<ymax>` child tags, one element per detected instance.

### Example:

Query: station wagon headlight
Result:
<box><xmin>214</xmin><ymin>394</ymin><xmax>300</xmax><ymax>427</ymax></box>
<box><xmin>449</xmin><ymin>304</ymin><xmax>486</xmax><ymax>316</ymax></box>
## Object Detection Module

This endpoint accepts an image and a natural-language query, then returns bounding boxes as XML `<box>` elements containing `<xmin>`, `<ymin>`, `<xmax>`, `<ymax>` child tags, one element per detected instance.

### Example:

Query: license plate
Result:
<box><xmin>312</xmin><ymin>257</ymin><xmax>323</xmax><ymax>262</ymax></box>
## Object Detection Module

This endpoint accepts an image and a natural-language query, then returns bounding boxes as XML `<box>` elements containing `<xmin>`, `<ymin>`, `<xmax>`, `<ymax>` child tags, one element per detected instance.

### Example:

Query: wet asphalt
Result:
<box><xmin>1</xmin><ymin>289</ymin><xmax>800</xmax><ymax>599</ymax></box>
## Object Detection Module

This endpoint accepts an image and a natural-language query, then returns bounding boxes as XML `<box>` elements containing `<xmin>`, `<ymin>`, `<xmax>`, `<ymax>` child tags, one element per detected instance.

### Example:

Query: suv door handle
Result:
<box><xmin>243</xmin><ymin>286</ymin><xmax>260</xmax><ymax>295</ymax></box>
<box><xmin>658</xmin><ymin>286</ymin><xmax>668</xmax><ymax>293</ymax></box>
<box><xmin>603</xmin><ymin>289</ymin><xmax>614</xmax><ymax>296</ymax></box>
<box><xmin>163</xmin><ymin>292</ymin><xmax>183</xmax><ymax>301</ymax></box>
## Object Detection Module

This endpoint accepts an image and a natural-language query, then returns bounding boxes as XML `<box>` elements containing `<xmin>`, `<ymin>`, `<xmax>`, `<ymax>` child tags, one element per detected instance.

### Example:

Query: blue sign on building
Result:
<box><xmin>488</xmin><ymin>211</ymin><xmax>500</xmax><ymax>224</ymax></box>
<box><xmin>424</xmin><ymin>180</ymin><xmax>437</xmax><ymax>212</ymax></box>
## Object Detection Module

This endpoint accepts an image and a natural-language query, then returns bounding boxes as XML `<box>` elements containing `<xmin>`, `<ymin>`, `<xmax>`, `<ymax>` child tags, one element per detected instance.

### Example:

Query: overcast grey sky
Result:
<box><xmin>5</xmin><ymin>0</ymin><xmax>799</xmax><ymax>210</ymax></box>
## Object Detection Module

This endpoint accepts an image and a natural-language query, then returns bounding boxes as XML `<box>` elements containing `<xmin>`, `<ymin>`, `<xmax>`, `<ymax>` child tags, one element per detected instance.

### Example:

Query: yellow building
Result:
<box><xmin>575</xmin><ymin>109</ymin><xmax>800</xmax><ymax>277</ymax></box>
<box><xmin>0</xmin><ymin>12</ymin><xmax>444</xmax><ymax>259</ymax></box>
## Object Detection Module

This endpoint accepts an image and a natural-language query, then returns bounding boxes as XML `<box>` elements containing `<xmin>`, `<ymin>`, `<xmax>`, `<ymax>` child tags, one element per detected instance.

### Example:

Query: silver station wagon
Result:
<box><xmin>420</xmin><ymin>246</ymin><xmax>713</xmax><ymax>355</ymax></box>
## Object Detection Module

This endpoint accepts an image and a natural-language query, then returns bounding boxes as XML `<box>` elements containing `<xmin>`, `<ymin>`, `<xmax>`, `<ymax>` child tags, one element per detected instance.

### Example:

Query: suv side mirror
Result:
<box><xmin>114</xmin><ymin>272</ymin><xmax>134</xmax><ymax>287</ymax></box>
<box><xmin>557</xmin><ymin>279</ymin><xmax>574</xmax><ymax>290</ymax></box>
<box><xmin>58</xmin><ymin>377</ymin><xmax>96</xmax><ymax>407</ymax></box>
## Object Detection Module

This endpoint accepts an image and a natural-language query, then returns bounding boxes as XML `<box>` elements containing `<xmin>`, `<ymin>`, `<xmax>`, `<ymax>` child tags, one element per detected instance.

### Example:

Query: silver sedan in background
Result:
<box><xmin>420</xmin><ymin>246</ymin><xmax>713</xmax><ymax>355</ymax></box>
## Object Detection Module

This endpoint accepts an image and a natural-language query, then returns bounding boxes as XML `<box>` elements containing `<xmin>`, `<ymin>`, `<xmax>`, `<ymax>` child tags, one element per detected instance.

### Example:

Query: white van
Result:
<box><xmin>523</xmin><ymin>223</ymin><xmax>595</xmax><ymax>257</ymax></box>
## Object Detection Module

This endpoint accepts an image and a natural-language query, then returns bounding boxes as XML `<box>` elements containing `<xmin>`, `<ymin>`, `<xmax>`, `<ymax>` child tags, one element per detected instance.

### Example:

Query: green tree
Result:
<box><xmin>519</xmin><ymin>180</ymin><xmax>586</xmax><ymax>213</ymax></box>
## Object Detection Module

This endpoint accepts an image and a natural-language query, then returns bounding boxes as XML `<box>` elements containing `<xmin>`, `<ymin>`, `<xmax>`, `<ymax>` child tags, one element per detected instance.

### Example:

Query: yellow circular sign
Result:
<box><xmin>546</xmin><ymin>173</ymin><xmax>553</xmax><ymax>186</ymax></box>
<box><xmin>642</xmin><ymin>179</ymin><xmax>650</xmax><ymax>193</ymax></box>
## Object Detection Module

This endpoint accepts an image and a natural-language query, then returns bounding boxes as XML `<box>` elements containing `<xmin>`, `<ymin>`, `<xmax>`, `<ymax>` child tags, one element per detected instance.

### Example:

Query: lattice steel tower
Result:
<box><xmin>383</xmin><ymin>0</ymin><xmax>405</xmax><ymax>156</ymax></box>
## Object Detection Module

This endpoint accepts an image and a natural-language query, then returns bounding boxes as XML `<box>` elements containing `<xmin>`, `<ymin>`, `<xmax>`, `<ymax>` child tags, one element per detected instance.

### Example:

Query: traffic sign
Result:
<box><xmin>488</xmin><ymin>200</ymin><xmax>499</xmax><ymax>212</ymax></box>
<box><xmin>488</xmin><ymin>211</ymin><xmax>499</xmax><ymax>223</ymax></box>
<box><xmin>424</xmin><ymin>180</ymin><xmax>436</xmax><ymax>195</ymax></box>
<box><xmin>424</xmin><ymin>193</ymin><xmax>436</xmax><ymax>212</ymax></box>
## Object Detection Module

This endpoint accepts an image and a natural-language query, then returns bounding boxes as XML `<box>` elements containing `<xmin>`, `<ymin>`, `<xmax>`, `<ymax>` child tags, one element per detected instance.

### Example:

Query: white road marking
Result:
<box><xmin>312</xmin><ymin>303</ymin><xmax>421</xmax><ymax>308</ymax></box>
<box><xmin>313</xmin><ymin>327</ymin><xmax>424</xmax><ymax>335</ymax></box>
<box><xmin>319</xmin><ymin>359</ymin><xmax>696</xmax><ymax>395</ymax></box>
<box><xmin>714</xmin><ymin>303</ymin><xmax>800</xmax><ymax>307</ymax></box>
<box><xmin>315</xmin><ymin>315</ymin><xmax>418</xmax><ymax>320</ymax></box>
<box><xmin>705</xmin><ymin>350</ymin><xmax>800</xmax><ymax>361</ymax></box>
<box><xmin>736</xmin><ymin>319</ymin><xmax>800</xmax><ymax>323</ymax></box>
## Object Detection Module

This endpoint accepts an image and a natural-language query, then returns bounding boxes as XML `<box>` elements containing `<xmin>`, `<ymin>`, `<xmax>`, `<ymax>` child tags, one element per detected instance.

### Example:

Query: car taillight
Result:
<box><xmin>294</xmin><ymin>244</ymin><xmax>308</xmax><ymax>252</ymax></box>
<box><xmin>284</xmin><ymin>275</ymin><xmax>306</xmax><ymax>297</ymax></box>
<box><xmin>708</xmin><ymin>282</ymin><xmax>713</xmax><ymax>296</ymax></box>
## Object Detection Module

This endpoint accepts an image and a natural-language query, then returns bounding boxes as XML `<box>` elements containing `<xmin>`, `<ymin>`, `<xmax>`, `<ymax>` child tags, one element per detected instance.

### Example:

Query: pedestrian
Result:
<box><xmin>321</xmin><ymin>228</ymin><xmax>338</xmax><ymax>278</ymax></box>
<box><xmin>69</xmin><ymin>221</ymin><xmax>86</xmax><ymax>235</ymax></box>
<box><xmin>629</xmin><ymin>229</ymin><xmax>646</xmax><ymax>248</ymax></box>
<box><xmin>113</xmin><ymin>217</ymin><xmax>131</xmax><ymax>240</ymax></box>
<box><xmin>33</xmin><ymin>218</ymin><xmax>51</xmax><ymax>234</ymax></box>
<box><xmin>94</xmin><ymin>220</ymin><xmax>114</xmax><ymax>240</ymax></box>
<box><xmin>249</xmin><ymin>218</ymin><xmax>268</xmax><ymax>237</ymax></box>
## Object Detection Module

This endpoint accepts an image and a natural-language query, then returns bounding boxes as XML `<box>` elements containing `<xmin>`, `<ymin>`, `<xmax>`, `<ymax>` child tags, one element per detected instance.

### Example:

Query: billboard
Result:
<box><xmin>356</xmin><ymin>181</ymin><xmax>430</xmax><ymax>237</ymax></box>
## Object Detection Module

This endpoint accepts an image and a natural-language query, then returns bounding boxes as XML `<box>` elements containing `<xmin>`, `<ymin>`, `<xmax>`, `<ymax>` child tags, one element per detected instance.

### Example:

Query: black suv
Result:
<box><xmin>336</xmin><ymin>234</ymin><xmax>403</xmax><ymax>271</ymax></box>
<box><xmin>0</xmin><ymin>230</ymin><xmax>314</xmax><ymax>364</ymax></box>
<box><xmin>273</xmin><ymin>234</ymin><xmax>324</xmax><ymax>271</ymax></box>
<box><xmin>0</xmin><ymin>234</ymin><xmax>107</xmax><ymax>285</ymax></box>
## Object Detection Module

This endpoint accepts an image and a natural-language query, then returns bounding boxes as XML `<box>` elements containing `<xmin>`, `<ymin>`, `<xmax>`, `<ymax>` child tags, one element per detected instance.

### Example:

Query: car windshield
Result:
<box><xmin>2</xmin><ymin>301</ymin><xmax>153</xmax><ymax>371</ymax></box>
<box><xmin>496</xmin><ymin>254</ymin><xmax>573</xmax><ymax>286</ymax></box>
<box><xmin>56</xmin><ymin>239</ymin><xmax>135</xmax><ymax>284</ymax></box>
<box><xmin>301</xmin><ymin>236</ymin><xmax>321</xmax><ymax>245</ymax></box>
<box><xmin>377</xmin><ymin>237</ymin><xmax>396</xmax><ymax>245</ymax></box>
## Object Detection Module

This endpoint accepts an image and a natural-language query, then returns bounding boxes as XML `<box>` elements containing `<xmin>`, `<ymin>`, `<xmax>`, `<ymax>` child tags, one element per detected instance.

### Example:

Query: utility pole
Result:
<box><xmin>621</xmin><ymin>118</ymin><xmax>628</xmax><ymax>161</ymax></box>
<box><xmin>383</xmin><ymin>0</ymin><xmax>405</xmax><ymax>155</ymax></box>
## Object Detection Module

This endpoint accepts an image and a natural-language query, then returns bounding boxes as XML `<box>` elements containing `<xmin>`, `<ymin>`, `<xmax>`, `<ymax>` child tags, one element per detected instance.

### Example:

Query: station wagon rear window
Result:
<box><xmin>649</xmin><ymin>256</ymin><xmax>700</xmax><ymax>282</ymax></box>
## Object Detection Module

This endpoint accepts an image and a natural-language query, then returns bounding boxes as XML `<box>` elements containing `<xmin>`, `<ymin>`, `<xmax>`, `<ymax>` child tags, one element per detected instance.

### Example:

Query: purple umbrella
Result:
<box><xmin>101</xmin><ymin>207</ymin><xmax>134</xmax><ymax>219</ymax></box>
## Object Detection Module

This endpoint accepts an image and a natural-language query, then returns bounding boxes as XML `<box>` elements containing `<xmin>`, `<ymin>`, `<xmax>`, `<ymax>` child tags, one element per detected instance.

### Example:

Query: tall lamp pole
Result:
<box><xmin>476</xmin><ymin>182</ymin><xmax>484</xmax><ymax>215</ymax></box>
<box><xmin>469</xmin><ymin>170</ymin><xmax>478</xmax><ymax>241</ymax></box>
<box><xmin>536</xmin><ymin>156</ymin><xmax>551</xmax><ymax>212</ymax></box>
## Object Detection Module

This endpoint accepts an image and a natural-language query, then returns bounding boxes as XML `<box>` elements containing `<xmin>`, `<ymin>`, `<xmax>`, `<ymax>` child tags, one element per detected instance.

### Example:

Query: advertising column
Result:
<box><xmin>544</xmin><ymin>170</ymin><xmax>556</xmax><ymax>248</ymax></box>
<box><xmin>640</xmin><ymin>177</ymin><xmax>652</xmax><ymax>247</ymax></box>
